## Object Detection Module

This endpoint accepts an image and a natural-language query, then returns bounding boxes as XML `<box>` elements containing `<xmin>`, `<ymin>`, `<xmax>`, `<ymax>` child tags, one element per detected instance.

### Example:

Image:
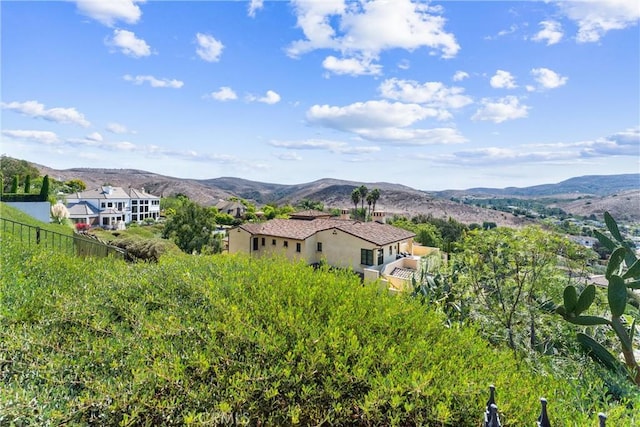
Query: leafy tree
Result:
<box><xmin>297</xmin><ymin>199</ymin><xmax>324</xmax><ymax>211</ymax></box>
<box><xmin>455</xmin><ymin>226</ymin><xmax>591</xmax><ymax>352</ymax></box>
<box><xmin>23</xmin><ymin>175</ymin><xmax>31</xmax><ymax>193</ymax></box>
<box><xmin>39</xmin><ymin>175</ymin><xmax>50</xmax><ymax>200</ymax></box>
<box><xmin>351</xmin><ymin>188</ymin><xmax>360</xmax><ymax>219</ymax></box>
<box><xmin>0</xmin><ymin>155</ymin><xmax>40</xmax><ymax>192</ymax></box>
<box><xmin>10</xmin><ymin>175</ymin><xmax>19</xmax><ymax>193</ymax></box>
<box><xmin>414</xmin><ymin>223</ymin><xmax>443</xmax><ymax>248</ymax></box>
<box><xmin>162</xmin><ymin>199</ymin><xmax>217</xmax><ymax>254</ymax></box>
<box><xmin>64</xmin><ymin>179</ymin><xmax>86</xmax><ymax>193</ymax></box>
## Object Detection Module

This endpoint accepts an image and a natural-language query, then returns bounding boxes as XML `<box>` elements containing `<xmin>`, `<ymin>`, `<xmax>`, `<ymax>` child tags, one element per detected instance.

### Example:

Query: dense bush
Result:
<box><xmin>1</xmin><ymin>238</ymin><xmax>637</xmax><ymax>425</ymax></box>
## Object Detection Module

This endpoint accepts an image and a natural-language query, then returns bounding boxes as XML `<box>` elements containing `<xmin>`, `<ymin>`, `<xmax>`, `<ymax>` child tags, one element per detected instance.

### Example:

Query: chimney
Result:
<box><xmin>340</xmin><ymin>208</ymin><xmax>350</xmax><ymax>220</ymax></box>
<box><xmin>372</xmin><ymin>211</ymin><xmax>386</xmax><ymax>223</ymax></box>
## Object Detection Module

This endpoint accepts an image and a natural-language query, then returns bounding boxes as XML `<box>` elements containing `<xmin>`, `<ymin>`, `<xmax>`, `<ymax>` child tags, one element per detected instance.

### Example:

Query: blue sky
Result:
<box><xmin>1</xmin><ymin>0</ymin><xmax>639</xmax><ymax>191</ymax></box>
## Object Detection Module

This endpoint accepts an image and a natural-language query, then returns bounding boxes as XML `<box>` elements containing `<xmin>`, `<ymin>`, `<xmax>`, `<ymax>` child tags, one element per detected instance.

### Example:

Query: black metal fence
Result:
<box><xmin>0</xmin><ymin>217</ymin><xmax>126</xmax><ymax>260</ymax></box>
<box><xmin>484</xmin><ymin>385</ymin><xmax>608</xmax><ymax>427</ymax></box>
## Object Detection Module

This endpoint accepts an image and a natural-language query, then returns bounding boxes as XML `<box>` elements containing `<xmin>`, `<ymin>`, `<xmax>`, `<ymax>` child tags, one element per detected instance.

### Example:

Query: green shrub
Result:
<box><xmin>0</xmin><ymin>241</ymin><xmax>637</xmax><ymax>425</ymax></box>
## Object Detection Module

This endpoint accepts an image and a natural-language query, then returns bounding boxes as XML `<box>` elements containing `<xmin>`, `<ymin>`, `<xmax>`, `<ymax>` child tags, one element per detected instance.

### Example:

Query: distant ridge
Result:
<box><xmin>436</xmin><ymin>174</ymin><xmax>640</xmax><ymax>197</ymax></box>
<box><xmin>16</xmin><ymin>157</ymin><xmax>640</xmax><ymax>223</ymax></box>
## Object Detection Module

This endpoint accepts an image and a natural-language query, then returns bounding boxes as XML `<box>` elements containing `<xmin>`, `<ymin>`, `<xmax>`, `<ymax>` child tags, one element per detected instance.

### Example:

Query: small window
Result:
<box><xmin>317</xmin><ymin>242</ymin><xmax>322</xmax><ymax>252</ymax></box>
<box><xmin>389</xmin><ymin>245</ymin><xmax>393</xmax><ymax>255</ymax></box>
<box><xmin>272</xmin><ymin>239</ymin><xmax>276</xmax><ymax>246</ymax></box>
<box><xmin>284</xmin><ymin>241</ymin><xmax>288</xmax><ymax>248</ymax></box>
<box><xmin>296</xmin><ymin>243</ymin><xmax>301</xmax><ymax>253</ymax></box>
<box><xmin>132</xmin><ymin>200</ymin><xmax>137</xmax><ymax>205</ymax></box>
<box><xmin>261</xmin><ymin>237</ymin><xmax>265</xmax><ymax>246</ymax></box>
<box><xmin>253</xmin><ymin>237</ymin><xmax>259</xmax><ymax>251</ymax></box>
<box><xmin>101</xmin><ymin>202</ymin><xmax>106</xmax><ymax>208</ymax></box>
<box><xmin>377</xmin><ymin>249</ymin><xmax>384</xmax><ymax>265</ymax></box>
<box><xmin>360</xmin><ymin>249</ymin><xmax>373</xmax><ymax>266</ymax></box>
<box><xmin>107</xmin><ymin>202</ymin><xmax>113</xmax><ymax>208</ymax></box>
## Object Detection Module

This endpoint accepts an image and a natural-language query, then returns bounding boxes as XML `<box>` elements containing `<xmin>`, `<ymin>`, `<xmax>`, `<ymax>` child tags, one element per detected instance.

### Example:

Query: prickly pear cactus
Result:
<box><xmin>556</xmin><ymin>212</ymin><xmax>640</xmax><ymax>385</ymax></box>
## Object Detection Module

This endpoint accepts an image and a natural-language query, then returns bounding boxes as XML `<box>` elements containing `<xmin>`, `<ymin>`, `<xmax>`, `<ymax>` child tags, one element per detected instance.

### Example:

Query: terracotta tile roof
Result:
<box><xmin>239</xmin><ymin>218</ymin><xmax>415</xmax><ymax>246</ymax></box>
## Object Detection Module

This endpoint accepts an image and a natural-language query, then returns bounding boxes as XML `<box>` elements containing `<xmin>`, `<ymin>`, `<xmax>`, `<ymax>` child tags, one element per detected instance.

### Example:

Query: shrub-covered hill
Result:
<box><xmin>0</xmin><ymin>239</ymin><xmax>636</xmax><ymax>425</ymax></box>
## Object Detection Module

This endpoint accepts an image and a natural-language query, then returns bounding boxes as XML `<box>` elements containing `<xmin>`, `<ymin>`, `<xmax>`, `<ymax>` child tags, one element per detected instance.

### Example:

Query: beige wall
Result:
<box><xmin>228</xmin><ymin>225</ymin><xmax>415</xmax><ymax>275</ymax></box>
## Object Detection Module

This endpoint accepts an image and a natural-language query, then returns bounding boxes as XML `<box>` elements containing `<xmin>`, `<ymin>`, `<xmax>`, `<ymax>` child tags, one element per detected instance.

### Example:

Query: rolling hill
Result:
<box><xmin>27</xmin><ymin>161</ymin><xmax>640</xmax><ymax>224</ymax></box>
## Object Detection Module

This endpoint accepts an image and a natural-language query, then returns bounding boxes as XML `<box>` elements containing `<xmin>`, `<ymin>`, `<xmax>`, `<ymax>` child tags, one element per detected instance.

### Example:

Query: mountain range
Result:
<box><xmin>35</xmin><ymin>162</ymin><xmax>639</xmax><ymax>225</ymax></box>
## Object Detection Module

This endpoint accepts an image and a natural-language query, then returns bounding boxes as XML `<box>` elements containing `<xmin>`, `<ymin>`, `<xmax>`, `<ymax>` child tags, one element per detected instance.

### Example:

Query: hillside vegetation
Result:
<box><xmin>1</xmin><ymin>230</ymin><xmax>638</xmax><ymax>425</ymax></box>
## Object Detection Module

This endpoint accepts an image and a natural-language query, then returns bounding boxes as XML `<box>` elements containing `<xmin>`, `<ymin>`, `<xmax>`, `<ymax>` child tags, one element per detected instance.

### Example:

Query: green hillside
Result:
<box><xmin>0</xmin><ymin>236</ymin><xmax>637</xmax><ymax>425</ymax></box>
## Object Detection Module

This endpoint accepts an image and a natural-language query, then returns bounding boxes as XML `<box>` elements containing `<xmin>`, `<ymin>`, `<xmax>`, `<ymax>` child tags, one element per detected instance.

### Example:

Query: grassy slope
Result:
<box><xmin>0</xmin><ymin>237</ymin><xmax>637</xmax><ymax>425</ymax></box>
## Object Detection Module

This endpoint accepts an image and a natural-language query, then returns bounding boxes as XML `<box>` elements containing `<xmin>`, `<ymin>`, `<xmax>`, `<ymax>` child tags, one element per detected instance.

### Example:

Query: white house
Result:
<box><xmin>65</xmin><ymin>186</ymin><xmax>160</xmax><ymax>228</ymax></box>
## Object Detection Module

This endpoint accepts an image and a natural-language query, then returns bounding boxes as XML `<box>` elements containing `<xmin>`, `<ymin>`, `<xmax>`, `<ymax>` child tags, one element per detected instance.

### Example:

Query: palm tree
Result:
<box><xmin>366</xmin><ymin>192</ymin><xmax>374</xmax><ymax>220</ymax></box>
<box><xmin>351</xmin><ymin>188</ymin><xmax>360</xmax><ymax>219</ymax></box>
<box><xmin>370</xmin><ymin>188</ymin><xmax>380</xmax><ymax>213</ymax></box>
<box><xmin>358</xmin><ymin>185</ymin><xmax>368</xmax><ymax>218</ymax></box>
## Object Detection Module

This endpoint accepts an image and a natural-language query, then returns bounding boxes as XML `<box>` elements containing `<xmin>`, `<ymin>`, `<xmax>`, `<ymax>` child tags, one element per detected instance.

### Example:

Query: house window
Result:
<box><xmin>101</xmin><ymin>202</ymin><xmax>106</xmax><ymax>208</ymax></box>
<box><xmin>132</xmin><ymin>215</ymin><xmax>137</xmax><ymax>221</ymax></box>
<box><xmin>296</xmin><ymin>243</ymin><xmax>301</xmax><ymax>253</ymax></box>
<box><xmin>284</xmin><ymin>241</ymin><xmax>288</xmax><ymax>248</ymax></box>
<box><xmin>360</xmin><ymin>249</ymin><xmax>373</xmax><ymax>266</ymax></box>
<box><xmin>317</xmin><ymin>242</ymin><xmax>322</xmax><ymax>252</ymax></box>
<box><xmin>377</xmin><ymin>249</ymin><xmax>384</xmax><ymax>265</ymax></box>
<box><xmin>261</xmin><ymin>237</ymin><xmax>265</xmax><ymax>246</ymax></box>
<box><xmin>132</xmin><ymin>200</ymin><xmax>137</xmax><ymax>205</ymax></box>
<box><xmin>272</xmin><ymin>239</ymin><xmax>276</xmax><ymax>246</ymax></box>
<box><xmin>253</xmin><ymin>237</ymin><xmax>259</xmax><ymax>251</ymax></box>
<box><xmin>108</xmin><ymin>202</ymin><xmax>113</xmax><ymax>208</ymax></box>
<box><xmin>389</xmin><ymin>245</ymin><xmax>393</xmax><ymax>255</ymax></box>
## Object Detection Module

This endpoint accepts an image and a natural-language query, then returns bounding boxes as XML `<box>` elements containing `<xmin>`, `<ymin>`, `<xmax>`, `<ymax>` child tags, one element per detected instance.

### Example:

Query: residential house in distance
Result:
<box><xmin>65</xmin><ymin>185</ymin><xmax>160</xmax><ymax>228</ymax></box>
<box><xmin>228</xmin><ymin>210</ymin><xmax>437</xmax><ymax>290</ymax></box>
<box><xmin>214</xmin><ymin>199</ymin><xmax>247</xmax><ymax>218</ymax></box>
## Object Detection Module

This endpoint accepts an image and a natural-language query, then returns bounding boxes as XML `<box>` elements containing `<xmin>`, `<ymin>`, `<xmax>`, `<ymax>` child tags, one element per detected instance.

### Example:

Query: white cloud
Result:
<box><xmin>452</xmin><ymin>70</ymin><xmax>469</xmax><ymax>81</ymax></box>
<box><xmin>209</xmin><ymin>87</ymin><xmax>238</xmax><ymax>101</ymax></box>
<box><xmin>378</xmin><ymin>78</ymin><xmax>473</xmax><ymax>110</ymax></box>
<box><xmin>106</xmin><ymin>122</ymin><xmax>131</xmax><ymax>134</ymax></box>
<box><xmin>556</xmin><ymin>0</ymin><xmax>640</xmax><ymax>43</ymax></box>
<box><xmin>436</xmin><ymin>127</ymin><xmax>640</xmax><ymax>166</ymax></box>
<box><xmin>322</xmin><ymin>56</ymin><xmax>382</xmax><ymax>76</ymax></box>
<box><xmin>74</xmin><ymin>0</ymin><xmax>144</xmax><ymax>27</ymax></box>
<box><xmin>269</xmin><ymin>139</ymin><xmax>381</xmax><ymax>154</ymax></box>
<box><xmin>2</xmin><ymin>129</ymin><xmax>60</xmax><ymax>144</ymax></box>
<box><xmin>532</xmin><ymin>20</ymin><xmax>564</xmax><ymax>45</ymax></box>
<box><xmin>355</xmin><ymin>127</ymin><xmax>467</xmax><ymax>144</ymax></box>
<box><xmin>195</xmin><ymin>33</ymin><xmax>224</xmax><ymax>62</ymax></box>
<box><xmin>287</xmin><ymin>0</ymin><xmax>459</xmax><ymax>76</ymax></box>
<box><xmin>106</xmin><ymin>29</ymin><xmax>151</xmax><ymax>57</ymax></box>
<box><xmin>530</xmin><ymin>67</ymin><xmax>568</xmax><ymax>90</ymax></box>
<box><xmin>490</xmin><ymin>70</ymin><xmax>518</xmax><ymax>89</ymax></box>
<box><xmin>247</xmin><ymin>90</ymin><xmax>281</xmax><ymax>104</ymax></box>
<box><xmin>276</xmin><ymin>152</ymin><xmax>303</xmax><ymax>161</ymax></box>
<box><xmin>307</xmin><ymin>100</ymin><xmax>438</xmax><ymax>131</ymax></box>
<box><xmin>578</xmin><ymin>127</ymin><xmax>639</xmax><ymax>157</ymax></box>
<box><xmin>248</xmin><ymin>0</ymin><xmax>264</xmax><ymax>17</ymax></box>
<box><xmin>306</xmin><ymin>100</ymin><xmax>466</xmax><ymax>144</ymax></box>
<box><xmin>1</xmin><ymin>100</ymin><xmax>90</xmax><ymax>127</ymax></box>
<box><xmin>86</xmin><ymin>132</ymin><xmax>103</xmax><ymax>142</ymax></box>
<box><xmin>472</xmin><ymin>96</ymin><xmax>529</xmax><ymax>123</ymax></box>
<box><xmin>123</xmin><ymin>74</ymin><xmax>184</xmax><ymax>88</ymax></box>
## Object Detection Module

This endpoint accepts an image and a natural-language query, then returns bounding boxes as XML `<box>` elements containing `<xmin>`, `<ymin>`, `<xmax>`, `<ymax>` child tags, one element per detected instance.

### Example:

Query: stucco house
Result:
<box><xmin>228</xmin><ymin>210</ymin><xmax>427</xmax><ymax>285</ymax></box>
<box><xmin>65</xmin><ymin>186</ymin><xmax>160</xmax><ymax>228</ymax></box>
